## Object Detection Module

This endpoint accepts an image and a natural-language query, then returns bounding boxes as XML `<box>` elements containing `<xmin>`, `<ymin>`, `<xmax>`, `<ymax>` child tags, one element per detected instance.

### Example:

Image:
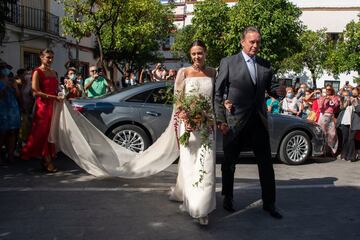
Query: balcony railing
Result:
<box><xmin>6</xmin><ymin>3</ymin><xmax>59</xmax><ymax>36</ymax></box>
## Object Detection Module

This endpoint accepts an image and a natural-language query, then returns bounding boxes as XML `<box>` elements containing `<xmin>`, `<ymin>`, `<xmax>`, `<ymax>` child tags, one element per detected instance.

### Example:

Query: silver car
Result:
<box><xmin>71</xmin><ymin>81</ymin><xmax>325</xmax><ymax>165</ymax></box>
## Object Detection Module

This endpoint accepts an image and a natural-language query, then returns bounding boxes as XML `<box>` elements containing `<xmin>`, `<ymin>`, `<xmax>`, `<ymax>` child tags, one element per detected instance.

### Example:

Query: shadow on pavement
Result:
<box><xmin>0</xmin><ymin>153</ymin><xmax>359</xmax><ymax>240</ymax></box>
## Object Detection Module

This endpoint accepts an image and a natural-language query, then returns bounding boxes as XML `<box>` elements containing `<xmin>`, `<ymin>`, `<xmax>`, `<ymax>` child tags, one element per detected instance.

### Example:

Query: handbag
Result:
<box><xmin>307</xmin><ymin>110</ymin><xmax>317</xmax><ymax>121</ymax></box>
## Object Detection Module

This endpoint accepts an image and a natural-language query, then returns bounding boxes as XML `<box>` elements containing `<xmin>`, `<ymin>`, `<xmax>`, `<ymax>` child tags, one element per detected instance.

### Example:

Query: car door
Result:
<box><xmin>138</xmin><ymin>87</ymin><xmax>173</xmax><ymax>142</ymax></box>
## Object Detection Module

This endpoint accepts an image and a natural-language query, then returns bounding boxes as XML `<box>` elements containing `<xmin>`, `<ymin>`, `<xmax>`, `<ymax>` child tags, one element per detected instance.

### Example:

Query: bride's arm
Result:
<box><xmin>174</xmin><ymin>67</ymin><xmax>186</xmax><ymax>109</ymax></box>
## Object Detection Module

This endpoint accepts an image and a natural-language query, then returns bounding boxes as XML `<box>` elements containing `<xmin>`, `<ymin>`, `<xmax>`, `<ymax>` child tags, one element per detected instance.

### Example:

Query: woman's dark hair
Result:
<box><xmin>189</xmin><ymin>40</ymin><xmax>207</xmax><ymax>51</ymax></box>
<box><xmin>39</xmin><ymin>48</ymin><xmax>54</xmax><ymax>56</ymax></box>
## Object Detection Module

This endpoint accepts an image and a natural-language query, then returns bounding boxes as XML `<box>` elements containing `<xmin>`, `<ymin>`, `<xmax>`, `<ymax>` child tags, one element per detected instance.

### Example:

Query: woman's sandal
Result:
<box><xmin>42</xmin><ymin>158</ymin><xmax>58</xmax><ymax>173</ymax></box>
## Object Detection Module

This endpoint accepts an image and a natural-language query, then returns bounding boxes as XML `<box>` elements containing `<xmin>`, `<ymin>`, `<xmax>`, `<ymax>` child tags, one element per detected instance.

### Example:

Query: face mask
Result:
<box><xmin>287</xmin><ymin>93</ymin><xmax>294</xmax><ymax>99</ymax></box>
<box><xmin>1</xmin><ymin>68</ymin><xmax>11</xmax><ymax>76</ymax></box>
<box><xmin>315</xmin><ymin>93</ymin><xmax>321</xmax><ymax>99</ymax></box>
<box><xmin>69</xmin><ymin>74</ymin><xmax>76</xmax><ymax>81</ymax></box>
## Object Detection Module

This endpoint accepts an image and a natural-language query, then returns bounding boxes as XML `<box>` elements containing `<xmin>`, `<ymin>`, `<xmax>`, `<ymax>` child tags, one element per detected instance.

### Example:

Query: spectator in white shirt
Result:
<box><xmin>282</xmin><ymin>87</ymin><xmax>302</xmax><ymax>117</ymax></box>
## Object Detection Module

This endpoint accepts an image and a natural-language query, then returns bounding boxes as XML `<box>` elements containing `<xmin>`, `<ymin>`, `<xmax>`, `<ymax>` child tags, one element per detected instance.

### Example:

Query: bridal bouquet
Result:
<box><xmin>173</xmin><ymin>90</ymin><xmax>215</xmax><ymax>149</ymax></box>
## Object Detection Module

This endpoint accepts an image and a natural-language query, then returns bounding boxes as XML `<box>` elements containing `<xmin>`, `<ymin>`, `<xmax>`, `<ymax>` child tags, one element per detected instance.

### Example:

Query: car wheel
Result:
<box><xmin>109</xmin><ymin>124</ymin><xmax>150</xmax><ymax>153</ymax></box>
<box><xmin>279</xmin><ymin>130</ymin><xmax>311</xmax><ymax>165</ymax></box>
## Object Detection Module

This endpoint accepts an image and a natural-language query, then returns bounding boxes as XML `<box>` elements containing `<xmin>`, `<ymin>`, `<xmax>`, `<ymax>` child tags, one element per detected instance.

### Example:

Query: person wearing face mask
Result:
<box><xmin>281</xmin><ymin>87</ymin><xmax>302</xmax><ymax>117</ymax></box>
<box><xmin>266</xmin><ymin>93</ymin><xmax>280</xmax><ymax>114</ymax></box>
<box><xmin>0</xmin><ymin>66</ymin><xmax>21</xmax><ymax>165</ymax></box>
<box><xmin>336</xmin><ymin>90</ymin><xmax>353</xmax><ymax>160</ymax></box>
<box><xmin>337</xmin><ymin>89</ymin><xmax>360</xmax><ymax>162</ymax></box>
<box><xmin>318</xmin><ymin>84</ymin><xmax>340</xmax><ymax>156</ymax></box>
<box><xmin>306</xmin><ymin>88</ymin><xmax>322</xmax><ymax>122</ymax></box>
<box><xmin>65</xmin><ymin>67</ymin><xmax>83</xmax><ymax>98</ymax></box>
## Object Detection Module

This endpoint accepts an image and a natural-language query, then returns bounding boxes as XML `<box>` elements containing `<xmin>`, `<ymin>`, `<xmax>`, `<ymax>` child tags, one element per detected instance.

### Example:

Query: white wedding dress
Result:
<box><xmin>169</xmin><ymin>76</ymin><xmax>216</xmax><ymax>218</ymax></box>
<box><xmin>48</xmin><ymin>74</ymin><xmax>216</xmax><ymax>219</ymax></box>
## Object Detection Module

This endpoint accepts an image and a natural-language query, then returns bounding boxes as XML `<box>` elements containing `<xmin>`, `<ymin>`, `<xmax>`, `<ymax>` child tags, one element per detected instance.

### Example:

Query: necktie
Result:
<box><xmin>248</xmin><ymin>57</ymin><xmax>257</xmax><ymax>85</ymax></box>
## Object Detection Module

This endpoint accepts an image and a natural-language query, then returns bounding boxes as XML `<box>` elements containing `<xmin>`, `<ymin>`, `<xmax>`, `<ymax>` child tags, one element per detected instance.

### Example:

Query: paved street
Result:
<box><xmin>0</xmin><ymin>154</ymin><xmax>359</xmax><ymax>240</ymax></box>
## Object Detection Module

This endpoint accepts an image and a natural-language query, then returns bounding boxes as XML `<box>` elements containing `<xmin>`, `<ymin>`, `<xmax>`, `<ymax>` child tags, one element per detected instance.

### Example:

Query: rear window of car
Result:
<box><xmin>126</xmin><ymin>89</ymin><xmax>153</xmax><ymax>103</ymax></box>
<box><xmin>147</xmin><ymin>87</ymin><xmax>173</xmax><ymax>104</ymax></box>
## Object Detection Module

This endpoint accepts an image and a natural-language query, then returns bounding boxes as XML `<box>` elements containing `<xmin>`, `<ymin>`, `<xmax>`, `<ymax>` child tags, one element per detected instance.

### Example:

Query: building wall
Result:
<box><xmin>1</xmin><ymin>0</ymin><xmax>101</xmax><ymax>79</ymax></box>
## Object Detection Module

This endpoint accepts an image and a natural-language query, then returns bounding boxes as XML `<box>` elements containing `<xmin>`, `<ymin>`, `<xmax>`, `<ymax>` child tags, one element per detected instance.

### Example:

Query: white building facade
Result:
<box><xmin>1</xmin><ymin>0</ymin><xmax>99</xmax><ymax>78</ymax></box>
<box><xmin>162</xmin><ymin>0</ymin><xmax>360</xmax><ymax>89</ymax></box>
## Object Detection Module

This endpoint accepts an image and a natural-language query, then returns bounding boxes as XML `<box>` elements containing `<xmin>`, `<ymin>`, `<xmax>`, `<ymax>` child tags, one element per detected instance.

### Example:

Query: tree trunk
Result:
<box><xmin>95</xmin><ymin>34</ymin><xmax>115</xmax><ymax>87</ymax></box>
<box><xmin>113</xmin><ymin>62</ymin><xmax>124</xmax><ymax>88</ymax></box>
<box><xmin>96</xmin><ymin>34</ymin><xmax>108</xmax><ymax>77</ymax></box>
<box><xmin>310</xmin><ymin>70</ymin><xmax>317</xmax><ymax>89</ymax></box>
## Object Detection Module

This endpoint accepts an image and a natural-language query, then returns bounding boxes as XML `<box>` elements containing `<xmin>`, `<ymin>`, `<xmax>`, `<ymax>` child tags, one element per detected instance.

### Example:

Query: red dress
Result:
<box><xmin>21</xmin><ymin>68</ymin><xmax>58</xmax><ymax>160</ymax></box>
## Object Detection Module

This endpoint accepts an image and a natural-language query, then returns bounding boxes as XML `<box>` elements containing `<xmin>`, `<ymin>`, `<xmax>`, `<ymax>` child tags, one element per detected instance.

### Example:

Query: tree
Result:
<box><xmin>172</xmin><ymin>0</ymin><xmax>303</xmax><ymax>70</ymax></box>
<box><xmin>281</xmin><ymin>29</ymin><xmax>329</xmax><ymax>88</ymax></box>
<box><xmin>326</xmin><ymin>16</ymin><xmax>360</xmax><ymax>82</ymax></box>
<box><xmin>190</xmin><ymin>0</ymin><xmax>229</xmax><ymax>67</ymax></box>
<box><xmin>61</xmin><ymin>0</ymin><xmax>174</xmax><ymax>79</ymax></box>
<box><xmin>171</xmin><ymin>25</ymin><xmax>196</xmax><ymax>64</ymax></box>
<box><xmin>225</xmin><ymin>0</ymin><xmax>304</xmax><ymax>71</ymax></box>
<box><xmin>172</xmin><ymin>0</ymin><xmax>229</xmax><ymax>67</ymax></box>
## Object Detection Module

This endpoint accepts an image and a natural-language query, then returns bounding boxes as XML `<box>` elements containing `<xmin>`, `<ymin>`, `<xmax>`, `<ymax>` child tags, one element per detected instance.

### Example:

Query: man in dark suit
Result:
<box><xmin>215</xmin><ymin>26</ymin><xmax>282</xmax><ymax>219</ymax></box>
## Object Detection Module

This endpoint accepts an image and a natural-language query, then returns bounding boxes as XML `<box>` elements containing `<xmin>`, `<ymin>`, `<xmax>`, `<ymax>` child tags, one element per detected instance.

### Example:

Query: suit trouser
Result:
<box><xmin>221</xmin><ymin>112</ymin><xmax>276</xmax><ymax>207</ymax></box>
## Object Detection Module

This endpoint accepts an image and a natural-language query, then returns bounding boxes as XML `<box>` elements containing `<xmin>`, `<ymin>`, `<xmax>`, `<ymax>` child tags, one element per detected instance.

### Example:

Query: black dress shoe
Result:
<box><xmin>263</xmin><ymin>205</ymin><xmax>283</xmax><ymax>219</ymax></box>
<box><xmin>223</xmin><ymin>197</ymin><xmax>235</xmax><ymax>212</ymax></box>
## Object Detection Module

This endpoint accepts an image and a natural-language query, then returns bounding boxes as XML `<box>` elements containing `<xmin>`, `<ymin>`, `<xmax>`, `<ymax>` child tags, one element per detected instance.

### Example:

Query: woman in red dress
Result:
<box><xmin>21</xmin><ymin>49</ymin><xmax>63</xmax><ymax>172</ymax></box>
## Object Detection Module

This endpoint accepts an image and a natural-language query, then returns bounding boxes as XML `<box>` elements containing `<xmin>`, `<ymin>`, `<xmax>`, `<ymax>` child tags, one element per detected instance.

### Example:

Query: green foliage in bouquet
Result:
<box><xmin>174</xmin><ymin>90</ymin><xmax>215</xmax><ymax>149</ymax></box>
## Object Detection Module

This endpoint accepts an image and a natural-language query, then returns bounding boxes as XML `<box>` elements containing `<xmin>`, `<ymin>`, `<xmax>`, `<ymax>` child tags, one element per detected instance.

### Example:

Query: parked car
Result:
<box><xmin>71</xmin><ymin>81</ymin><xmax>325</xmax><ymax>165</ymax></box>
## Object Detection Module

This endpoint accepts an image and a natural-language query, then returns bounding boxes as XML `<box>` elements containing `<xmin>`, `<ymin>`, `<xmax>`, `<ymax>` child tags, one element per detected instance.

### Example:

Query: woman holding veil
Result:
<box><xmin>49</xmin><ymin>40</ymin><xmax>216</xmax><ymax>226</ymax></box>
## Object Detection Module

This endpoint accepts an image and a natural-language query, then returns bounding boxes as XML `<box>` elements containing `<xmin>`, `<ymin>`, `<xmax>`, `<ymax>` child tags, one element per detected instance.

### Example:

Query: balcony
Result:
<box><xmin>5</xmin><ymin>3</ymin><xmax>59</xmax><ymax>36</ymax></box>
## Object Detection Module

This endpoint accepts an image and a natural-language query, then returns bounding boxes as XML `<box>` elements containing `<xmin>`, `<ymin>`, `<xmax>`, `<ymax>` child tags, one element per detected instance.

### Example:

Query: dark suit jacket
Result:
<box><xmin>214</xmin><ymin>52</ymin><xmax>274</xmax><ymax>136</ymax></box>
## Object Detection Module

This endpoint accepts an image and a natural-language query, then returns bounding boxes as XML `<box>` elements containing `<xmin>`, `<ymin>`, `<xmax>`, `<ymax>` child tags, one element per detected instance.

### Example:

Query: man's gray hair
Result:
<box><xmin>241</xmin><ymin>26</ymin><xmax>261</xmax><ymax>39</ymax></box>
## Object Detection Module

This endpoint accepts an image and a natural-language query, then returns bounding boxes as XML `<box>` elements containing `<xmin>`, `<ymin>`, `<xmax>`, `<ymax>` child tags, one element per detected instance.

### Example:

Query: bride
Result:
<box><xmin>168</xmin><ymin>40</ymin><xmax>217</xmax><ymax>225</ymax></box>
<box><xmin>49</xmin><ymin>40</ymin><xmax>216</xmax><ymax>226</ymax></box>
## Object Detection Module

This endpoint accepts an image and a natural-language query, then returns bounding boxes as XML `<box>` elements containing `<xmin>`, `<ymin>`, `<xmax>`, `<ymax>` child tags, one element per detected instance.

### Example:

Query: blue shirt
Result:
<box><xmin>241</xmin><ymin>51</ymin><xmax>257</xmax><ymax>84</ymax></box>
<box><xmin>266</xmin><ymin>98</ymin><xmax>280</xmax><ymax>113</ymax></box>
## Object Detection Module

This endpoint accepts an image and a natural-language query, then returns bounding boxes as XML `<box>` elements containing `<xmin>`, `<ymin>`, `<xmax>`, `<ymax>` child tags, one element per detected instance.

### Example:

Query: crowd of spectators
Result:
<box><xmin>266</xmin><ymin>81</ymin><xmax>360</xmax><ymax>162</ymax></box>
<box><xmin>121</xmin><ymin>63</ymin><xmax>177</xmax><ymax>87</ymax></box>
<box><xmin>0</xmin><ymin>58</ymin><xmax>179</xmax><ymax>165</ymax></box>
<box><xmin>1</xmin><ymin>54</ymin><xmax>359</xmax><ymax>165</ymax></box>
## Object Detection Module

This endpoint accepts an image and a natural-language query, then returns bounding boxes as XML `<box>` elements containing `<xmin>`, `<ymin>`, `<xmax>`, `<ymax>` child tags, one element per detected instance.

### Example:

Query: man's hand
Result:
<box><xmin>224</xmin><ymin>99</ymin><xmax>233</xmax><ymax>112</ymax></box>
<box><xmin>217</xmin><ymin>122</ymin><xmax>230</xmax><ymax>135</ymax></box>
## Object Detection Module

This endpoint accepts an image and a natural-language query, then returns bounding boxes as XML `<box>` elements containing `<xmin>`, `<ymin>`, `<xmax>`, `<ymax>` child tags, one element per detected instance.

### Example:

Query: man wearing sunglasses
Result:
<box><xmin>84</xmin><ymin>66</ymin><xmax>112</xmax><ymax>98</ymax></box>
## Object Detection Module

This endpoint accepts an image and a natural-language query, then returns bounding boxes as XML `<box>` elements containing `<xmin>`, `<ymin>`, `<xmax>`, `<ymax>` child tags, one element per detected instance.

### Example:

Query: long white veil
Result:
<box><xmin>49</xmin><ymin>101</ymin><xmax>179</xmax><ymax>178</ymax></box>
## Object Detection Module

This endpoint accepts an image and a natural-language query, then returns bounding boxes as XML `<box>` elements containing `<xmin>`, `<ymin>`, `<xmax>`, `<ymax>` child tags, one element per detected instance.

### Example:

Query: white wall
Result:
<box><xmin>290</xmin><ymin>0</ymin><xmax>360</xmax><ymax>8</ymax></box>
<box><xmin>300</xmin><ymin>10</ymin><xmax>359</xmax><ymax>32</ymax></box>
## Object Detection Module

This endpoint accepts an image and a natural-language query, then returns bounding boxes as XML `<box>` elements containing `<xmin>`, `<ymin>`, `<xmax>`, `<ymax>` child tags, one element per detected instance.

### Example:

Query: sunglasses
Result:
<box><xmin>90</xmin><ymin>69</ymin><xmax>98</xmax><ymax>73</ymax></box>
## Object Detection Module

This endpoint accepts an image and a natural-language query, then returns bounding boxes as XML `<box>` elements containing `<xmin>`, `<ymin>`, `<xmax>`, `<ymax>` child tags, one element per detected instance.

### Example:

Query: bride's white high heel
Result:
<box><xmin>179</xmin><ymin>204</ymin><xmax>187</xmax><ymax>213</ymax></box>
<box><xmin>168</xmin><ymin>187</ymin><xmax>179</xmax><ymax>201</ymax></box>
<box><xmin>198</xmin><ymin>216</ymin><xmax>209</xmax><ymax>226</ymax></box>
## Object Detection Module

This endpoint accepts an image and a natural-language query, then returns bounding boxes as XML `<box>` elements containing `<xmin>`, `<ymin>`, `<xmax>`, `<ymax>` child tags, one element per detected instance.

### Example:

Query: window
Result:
<box><xmin>78</xmin><ymin>62</ymin><xmax>89</xmax><ymax>80</ymax></box>
<box><xmin>147</xmin><ymin>87</ymin><xmax>173</xmax><ymax>104</ymax></box>
<box><xmin>324</xmin><ymin>80</ymin><xmax>340</xmax><ymax>92</ymax></box>
<box><xmin>126</xmin><ymin>89</ymin><xmax>153</xmax><ymax>103</ymax></box>
<box><xmin>22</xmin><ymin>47</ymin><xmax>40</xmax><ymax>70</ymax></box>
